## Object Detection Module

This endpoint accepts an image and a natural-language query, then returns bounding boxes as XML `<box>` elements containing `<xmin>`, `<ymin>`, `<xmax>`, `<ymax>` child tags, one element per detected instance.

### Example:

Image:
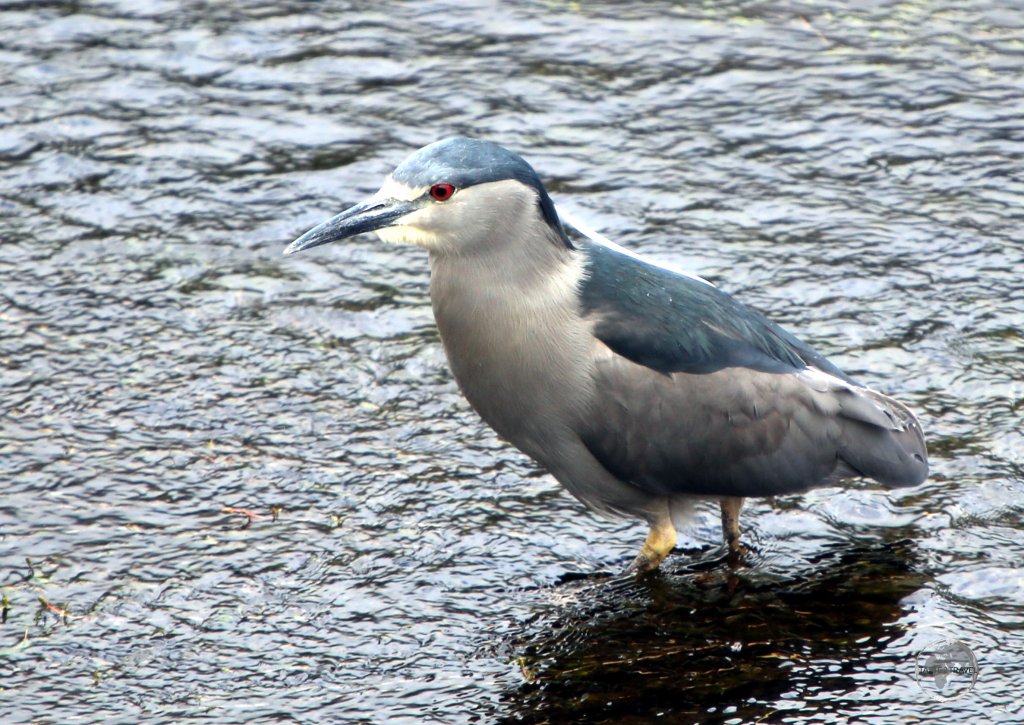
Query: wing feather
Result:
<box><xmin>575</xmin><ymin>239</ymin><xmax>928</xmax><ymax>496</ymax></box>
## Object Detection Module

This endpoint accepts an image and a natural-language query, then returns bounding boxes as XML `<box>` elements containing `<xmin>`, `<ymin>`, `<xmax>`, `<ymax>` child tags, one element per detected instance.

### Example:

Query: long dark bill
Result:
<box><xmin>284</xmin><ymin>198</ymin><xmax>420</xmax><ymax>255</ymax></box>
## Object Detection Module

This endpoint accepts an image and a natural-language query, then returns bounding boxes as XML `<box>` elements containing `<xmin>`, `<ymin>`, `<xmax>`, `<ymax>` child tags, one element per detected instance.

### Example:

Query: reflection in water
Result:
<box><xmin>503</xmin><ymin>542</ymin><xmax>925</xmax><ymax>723</ymax></box>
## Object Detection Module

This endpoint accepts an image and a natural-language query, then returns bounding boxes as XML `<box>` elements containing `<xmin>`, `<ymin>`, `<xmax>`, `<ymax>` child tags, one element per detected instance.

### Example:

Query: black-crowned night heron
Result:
<box><xmin>285</xmin><ymin>137</ymin><xmax>928</xmax><ymax>573</ymax></box>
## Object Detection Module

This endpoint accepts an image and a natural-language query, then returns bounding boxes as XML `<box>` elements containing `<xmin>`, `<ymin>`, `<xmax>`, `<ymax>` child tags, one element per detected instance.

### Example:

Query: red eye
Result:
<box><xmin>429</xmin><ymin>183</ymin><xmax>455</xmax><ymax>201</ymax></box>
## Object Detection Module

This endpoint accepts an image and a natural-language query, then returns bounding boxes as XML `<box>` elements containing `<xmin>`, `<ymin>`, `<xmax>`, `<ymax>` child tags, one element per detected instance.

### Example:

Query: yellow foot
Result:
<box><xmin>625</xmin><ymin>516</ymin><xmax>677</xmax><ymax>575</ymax></box>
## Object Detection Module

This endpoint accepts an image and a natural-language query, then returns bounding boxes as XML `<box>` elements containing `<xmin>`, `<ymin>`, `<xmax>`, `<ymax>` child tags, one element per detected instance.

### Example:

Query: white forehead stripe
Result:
<box><xmin>555</xmin><ymin>204</ymin><xmax>715</xmax><ymax>288</ymax></box>
<box><xmin>375</xmin><ymin>176</ymin><xmax>427</xmax><ymax>202</ymax></box>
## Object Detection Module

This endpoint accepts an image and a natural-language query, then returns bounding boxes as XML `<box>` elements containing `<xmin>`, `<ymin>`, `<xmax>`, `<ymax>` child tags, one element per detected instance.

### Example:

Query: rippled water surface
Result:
<box><xmin>2</xmin><ymin>1</ymin><xmax>1023</xmax><ymax>722</ymax></box>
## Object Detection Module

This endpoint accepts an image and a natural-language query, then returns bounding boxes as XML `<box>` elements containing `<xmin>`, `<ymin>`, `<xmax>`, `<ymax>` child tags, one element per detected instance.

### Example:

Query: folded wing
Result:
<box><xmin>577</xmin><ymin>240</ymin><xmax>928</xmax><ymax>497</ymax></box>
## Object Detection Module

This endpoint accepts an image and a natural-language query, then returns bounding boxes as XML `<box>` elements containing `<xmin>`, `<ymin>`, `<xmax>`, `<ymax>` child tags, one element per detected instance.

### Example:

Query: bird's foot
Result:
<box><xmin>624</xmin><ymin>517</ymin><xmax>677</xmax><ymax>576</ymax></box>
<box><xmin>719</xmin><ymin>496</ymin><xmax>747</xmax><ymax>568</ymax></box>
<box><xmin>725</xmin><ymin>540</ymin><xmax>751</xmax><ymax>569</ymax></box>
<box><xmin>624</xmin><ymin>551</ymin><xmax>665</xmax><ymax>576</ymax></box>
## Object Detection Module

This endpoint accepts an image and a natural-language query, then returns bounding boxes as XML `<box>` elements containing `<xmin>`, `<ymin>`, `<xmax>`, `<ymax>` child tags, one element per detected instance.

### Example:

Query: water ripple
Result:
<box><xmin>2</xmin><ymin>1</ymin><xmax>1022</xmax><ymax>722</ymax></box>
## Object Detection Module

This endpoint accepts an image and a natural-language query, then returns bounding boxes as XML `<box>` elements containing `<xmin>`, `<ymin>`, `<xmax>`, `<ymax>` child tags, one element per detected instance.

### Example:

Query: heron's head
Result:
<box><xmin>284</xmin><ymin>137</ymin><xmax>570</xmax><ymax>257</ymax></box>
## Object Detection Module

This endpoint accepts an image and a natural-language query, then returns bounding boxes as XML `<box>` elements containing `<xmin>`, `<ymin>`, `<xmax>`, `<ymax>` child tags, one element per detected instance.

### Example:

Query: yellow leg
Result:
<box><xmin>626</xmin><ymin>515</ymin><xmax>677</xmax><ymax>574</ymax></box>
<box><xmin>720</xmin><ymin>496</ymin><xmax>744</xmax><ymax>559</ymax></box>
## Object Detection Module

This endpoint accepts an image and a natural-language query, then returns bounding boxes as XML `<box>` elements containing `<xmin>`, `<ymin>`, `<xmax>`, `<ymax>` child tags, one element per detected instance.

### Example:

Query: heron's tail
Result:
<box><xmin>835</xmin><ymin>387</ymin><xmax>929</xmax><ymax>488</ymax></box>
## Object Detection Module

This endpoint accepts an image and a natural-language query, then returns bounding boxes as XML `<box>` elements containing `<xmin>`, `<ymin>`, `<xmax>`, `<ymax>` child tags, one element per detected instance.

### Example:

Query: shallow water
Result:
<box><xmin>2</xmin><ymin>1</ymin><xmax>1023</xmax><ymax>722</ymax></box>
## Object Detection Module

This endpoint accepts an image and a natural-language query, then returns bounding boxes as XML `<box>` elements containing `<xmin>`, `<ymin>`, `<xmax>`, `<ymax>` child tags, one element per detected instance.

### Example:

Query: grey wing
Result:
<box><xmin>581</xmin><ymin>352</ymin><xmax>928</xmax><ymax>498</ymax></box>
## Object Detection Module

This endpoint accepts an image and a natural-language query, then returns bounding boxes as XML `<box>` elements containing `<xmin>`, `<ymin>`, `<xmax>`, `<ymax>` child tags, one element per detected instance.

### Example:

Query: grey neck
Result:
<box><xmin>425</xmin><ymin>222</ymin><xmax>592</xmax><ymax>454</ymax></box>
